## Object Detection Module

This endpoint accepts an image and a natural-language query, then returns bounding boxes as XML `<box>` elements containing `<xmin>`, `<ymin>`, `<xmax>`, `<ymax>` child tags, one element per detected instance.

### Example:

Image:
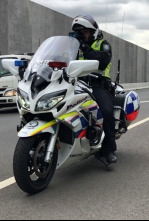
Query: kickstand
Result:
<box><xmin>98</xmin><ymin>157</ymin><xmax>111</xmax><ymax>171</ymax></box>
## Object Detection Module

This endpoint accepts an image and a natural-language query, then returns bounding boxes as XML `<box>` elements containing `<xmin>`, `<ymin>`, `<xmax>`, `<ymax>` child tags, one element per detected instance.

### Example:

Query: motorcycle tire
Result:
<box><xmin>13</xmin><ymin>134</ymin><xmax>58</xmax><ymax>194</ymax></box>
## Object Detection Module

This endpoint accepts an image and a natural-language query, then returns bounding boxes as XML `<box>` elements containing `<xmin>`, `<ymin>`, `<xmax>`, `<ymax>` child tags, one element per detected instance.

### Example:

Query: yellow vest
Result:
<box><xmin>79</xmin><ymin>40</ymin><xmax>112</xmax><ymax>78</ymax></box>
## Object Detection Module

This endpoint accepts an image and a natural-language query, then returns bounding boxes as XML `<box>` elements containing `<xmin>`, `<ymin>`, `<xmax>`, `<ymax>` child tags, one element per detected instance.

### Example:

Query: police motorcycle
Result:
<box><xmin>2</xmin><ymin>36</ymin><xmax>140</xmax><ymax>194</ymax></box>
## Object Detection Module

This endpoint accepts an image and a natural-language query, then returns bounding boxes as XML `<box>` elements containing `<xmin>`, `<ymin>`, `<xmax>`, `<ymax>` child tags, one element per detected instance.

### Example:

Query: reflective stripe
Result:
<box><xmin>78</xmin><ymin>39</ymin><xmax>111</xmax><ymax>78</ymax></box>
<box><xmin>82</xmin><ymin>100</ymin><xmax>96</xmax><ymax>107</ymax></box>
<box><xmin>92</xmin><ymin>40</ymin><xmax>104</xmax><ymax>51</ymax></box>
<box><xmin>78</xmin><ymin>49</ymin><xmax>84</xmax><ymax>60</ymax></box>
<box><xmin>58</xmin><ymin>112</ymin><xmax>79</xmax><ymax>120</ymax></box>
<box><xmin>30</xmin><ymin>120</ymin><xmax>57</xmax><ymax>136</ymax></box>
<box><xmin>103</xmin><ymin>63</ymin><xmax>112</xmax><ymax>78</ymax></box>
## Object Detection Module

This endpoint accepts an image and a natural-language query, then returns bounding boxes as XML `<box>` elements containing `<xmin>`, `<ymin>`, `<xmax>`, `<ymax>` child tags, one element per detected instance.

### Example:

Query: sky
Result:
<box><xmin>31</xmin><ymin>0</ymin><xmax>149</xmax><ymax>50</ymax></box>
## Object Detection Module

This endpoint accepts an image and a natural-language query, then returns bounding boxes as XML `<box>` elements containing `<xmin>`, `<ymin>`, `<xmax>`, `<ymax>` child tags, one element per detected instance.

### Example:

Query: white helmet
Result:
<box><xmin>72</xmin><ymin>15</ymin><xmax>102</xmax><ymax>41</ymax></box>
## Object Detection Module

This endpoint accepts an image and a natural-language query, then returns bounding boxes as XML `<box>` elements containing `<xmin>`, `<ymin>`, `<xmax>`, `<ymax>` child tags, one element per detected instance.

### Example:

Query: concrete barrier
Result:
<box><xmin>0</xmin><ymin>0</ymin><xmax>148</xmax><ymax>84</ymax></box>
<box><xmin>122</xmin><ymin>82</ymin><xmax>149</xmax><ymax>91</ymax></box>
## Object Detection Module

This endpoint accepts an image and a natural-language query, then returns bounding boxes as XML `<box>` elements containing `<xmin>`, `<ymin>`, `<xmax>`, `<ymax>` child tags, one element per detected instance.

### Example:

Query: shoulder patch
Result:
<box><xmin>103</xmin><ymin>44</ymin><xmax>110</xmax><ymax>52</ymax></box>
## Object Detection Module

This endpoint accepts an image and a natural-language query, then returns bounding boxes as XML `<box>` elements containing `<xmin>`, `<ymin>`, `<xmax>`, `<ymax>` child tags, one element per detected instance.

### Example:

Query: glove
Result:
<box><xmin>80</xmin><ymin>42</ymin><xmax>92</xmax><ymax>56</ymax></box>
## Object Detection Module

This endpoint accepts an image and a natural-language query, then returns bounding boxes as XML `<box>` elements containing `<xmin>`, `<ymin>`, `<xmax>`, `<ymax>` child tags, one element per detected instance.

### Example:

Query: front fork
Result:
<box><xmin>44</xmin><ymin>123</ymin><xmax>60</xmax><ymax>163</ymax></box>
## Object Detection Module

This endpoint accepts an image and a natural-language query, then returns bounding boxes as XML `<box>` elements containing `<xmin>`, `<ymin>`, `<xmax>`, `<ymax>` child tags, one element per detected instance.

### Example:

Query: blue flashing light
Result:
<box><xmin>15</xmin><ymin>60</ymin><xmax>25</xmax><ymax>67</ymax></box>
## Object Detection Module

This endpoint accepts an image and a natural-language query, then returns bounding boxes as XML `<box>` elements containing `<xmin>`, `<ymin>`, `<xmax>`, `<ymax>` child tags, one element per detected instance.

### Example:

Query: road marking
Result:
<box><xmin>128</xmin><ymin>117</ymin><xmax>149</xmax><ymax>130</ymax></box>
<box><xmin>140</xmin><ymin>101</ymin><xmax>149</xmax><ymax>104</ymax></box>
<box><xmin>1</xmin><ymin>117</ymin><xmax>149</xmax><ymax>191</ymax></box>
<box><xmin>0</xmin><ymin>177</ymin><xmax>16</xmax><ymax>190</ymax></box>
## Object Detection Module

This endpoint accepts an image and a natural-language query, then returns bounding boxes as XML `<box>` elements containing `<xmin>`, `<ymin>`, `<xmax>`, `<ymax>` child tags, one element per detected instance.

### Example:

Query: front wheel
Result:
<box><xmin>13</xmin><ymin>134</ymin><xmax>58</xmax><ymax>194</ymax></box>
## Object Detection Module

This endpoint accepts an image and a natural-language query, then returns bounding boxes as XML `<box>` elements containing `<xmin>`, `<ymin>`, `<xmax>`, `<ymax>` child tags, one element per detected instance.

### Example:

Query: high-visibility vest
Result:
<box><xmin>79</xmin><ymin>40</ymin><xmax>112</xmax><ymax>78</ymax></box>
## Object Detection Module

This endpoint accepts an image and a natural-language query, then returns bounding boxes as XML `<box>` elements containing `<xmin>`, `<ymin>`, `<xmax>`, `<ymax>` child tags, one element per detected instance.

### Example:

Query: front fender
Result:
<box><xmin>18</xmin><ymin>120</ymin><xmax>57</xmax><ymax>137</ymax></box>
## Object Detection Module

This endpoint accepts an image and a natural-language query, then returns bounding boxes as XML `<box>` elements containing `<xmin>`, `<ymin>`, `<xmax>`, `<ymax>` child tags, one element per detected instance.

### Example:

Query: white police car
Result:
<box><xmin>0</xmin><ymin>54</ymin><xmax>32</xmax><ymax>111</ymax></box>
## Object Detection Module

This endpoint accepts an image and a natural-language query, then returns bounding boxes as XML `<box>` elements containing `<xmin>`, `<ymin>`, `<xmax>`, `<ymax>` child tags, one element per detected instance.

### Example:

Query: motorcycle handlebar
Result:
<box><xmin>81</xmin><ymin>87</ymin><xmax>96</xmax><ymax>101</ymax></box>
<box><xmin>88</xmin><ymin>74</ymin><xmax>99</xmax><ymax>78</ymax></box>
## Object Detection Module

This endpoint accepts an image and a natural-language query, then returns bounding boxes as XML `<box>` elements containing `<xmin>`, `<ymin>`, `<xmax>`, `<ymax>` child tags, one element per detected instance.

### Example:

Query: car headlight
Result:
<box><xmin>17</xmin><ymin>88</ymin><xmax>30</xmax><ymax>110</ymax></box>
<box><xmin>4</xmin><ymin>90</ymin><xmax>17</xmax><ymax>97</ymax></box>
<box><xmin>36</xmin><ymin>95</ymin><xmax>64</xmax><ymax>112</ymax></box>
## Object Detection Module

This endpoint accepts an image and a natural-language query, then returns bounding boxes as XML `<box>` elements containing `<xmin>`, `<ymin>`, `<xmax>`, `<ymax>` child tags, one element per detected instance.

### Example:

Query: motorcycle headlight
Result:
<box><xmin>17</xmin><ymin>88</ymin><xmax>30</xmax><ymax>110</ymax></box>
<box><xmin>36</xmin><ymin>95</ymin><xmax>64</xmax><ymax>112</ymax></box>
<box><xmin>4</xmin><ymin>89</ymin><xmax>17</xmax><ymax>97</ymax></box>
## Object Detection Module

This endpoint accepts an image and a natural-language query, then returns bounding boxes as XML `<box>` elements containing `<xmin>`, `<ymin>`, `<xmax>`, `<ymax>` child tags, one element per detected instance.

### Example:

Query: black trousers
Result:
<box><xmin>93</xmin><ymin>87</ymin><xmax>117</xmax><ymax>154</ymax></box>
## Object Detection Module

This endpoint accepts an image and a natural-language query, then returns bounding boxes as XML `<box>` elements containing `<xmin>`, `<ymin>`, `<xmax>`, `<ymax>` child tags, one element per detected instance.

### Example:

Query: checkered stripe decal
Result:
<box><xmin>59</xmin><ymin>113</ymin><xmax>89</xmax><ymax>138</ymax></box>
<box><xmin>81</xmin><ymin>101</ymin><xmax>103</xmax><ymax>121</ymax></box>
<box><xmin>58</xmin><ymin>101</ymin><xmax>103</xmax><ymax>139</ymax></box>
<box><xmin>73</xmin><ymin>117</ymin><xmax>89</xmax><ymax>138</ymax></box>
<box><xmin>73</xmin><ymin>101</ymin><xmax>103</xmax><ymax>138</ymax></box>
<box><xmin>126</xmin><ymin>91</ymin><xmax>140</xmax><ymax>115</ymax></box>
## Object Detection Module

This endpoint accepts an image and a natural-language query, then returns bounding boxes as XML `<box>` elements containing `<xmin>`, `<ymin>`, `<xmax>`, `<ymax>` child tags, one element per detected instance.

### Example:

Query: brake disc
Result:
<box><xmin>33</xmin><ymin>140</ymin><xmax>53</xmax><ymax>179</ymax></box>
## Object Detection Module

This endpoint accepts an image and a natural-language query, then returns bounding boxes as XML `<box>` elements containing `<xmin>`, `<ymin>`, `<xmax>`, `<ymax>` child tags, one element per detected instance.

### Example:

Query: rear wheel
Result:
<box><xmin>13</xmin><ymin>134</ymin><xmax>58</xmax><ymax>194</ymax></box>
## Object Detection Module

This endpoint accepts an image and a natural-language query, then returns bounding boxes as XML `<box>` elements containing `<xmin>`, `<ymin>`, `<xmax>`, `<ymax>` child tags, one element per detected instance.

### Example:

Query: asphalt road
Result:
<box><xmin>0</xmin><ymin>89</ymin><xmax>149</xmax><ymax>220</ymax></box>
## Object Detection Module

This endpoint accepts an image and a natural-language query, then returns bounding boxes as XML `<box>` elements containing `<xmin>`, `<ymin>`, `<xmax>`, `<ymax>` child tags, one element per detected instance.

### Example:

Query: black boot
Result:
<box><xmin>105</xmin><ymin>152</ymin><xmax>117</xmax><ymax>164</ymax></box>
<box><xmin>97</xmin><ymin>149</ymin><xmax>117</xmax><ymax>164</ymax></box>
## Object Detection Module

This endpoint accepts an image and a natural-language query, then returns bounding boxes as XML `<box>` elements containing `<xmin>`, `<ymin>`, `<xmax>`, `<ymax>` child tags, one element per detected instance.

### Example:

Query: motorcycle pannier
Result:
<box><xmin>114</xmin><ymin>91</ymin><xmax>140</xmax><ymax>134</ymax></box>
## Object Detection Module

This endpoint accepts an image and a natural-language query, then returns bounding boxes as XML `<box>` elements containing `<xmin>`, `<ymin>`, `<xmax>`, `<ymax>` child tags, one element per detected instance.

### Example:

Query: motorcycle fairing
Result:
<box><xmin>58</xmin><ymin>111</ymin><xmax>88</xmax><ymax>138</ymax></box>
<box><xmin>18</xmin><ymin>100</ymin><xmax>103</xmax><ymax>139</ymax></box>
<box><xmin>57</xmin><ymin>139</ymin><xmax>90</xmax><ymax>170</ymax></box>
<box><xmin>58</xmin><ymin>100</ymin><xmax>103</xmax><ymax>139</ymax></box>
<box><xmin>81</xmin><ymin>100</ymin><xmax>103</xmax><ymax>123</ymax></box>
<box><xmin>18</xmin><ymin>120</ymin><xmax>57</xmax><ymax>137</ymax></box>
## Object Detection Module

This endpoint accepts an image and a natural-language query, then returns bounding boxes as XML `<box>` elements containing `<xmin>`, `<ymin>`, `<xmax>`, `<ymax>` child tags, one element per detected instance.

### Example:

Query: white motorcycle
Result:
<box><xmin>2</xmin><ymin>36</ymin><xmax>140</xmax><ymax>194</ymax></box>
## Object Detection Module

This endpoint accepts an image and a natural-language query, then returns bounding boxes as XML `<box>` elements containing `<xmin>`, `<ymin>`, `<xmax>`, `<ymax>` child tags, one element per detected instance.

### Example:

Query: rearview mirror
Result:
<box><xmin>67</xmin><ymin>60</ymin><xmax>99</xmax><ymax>78</ymax></box>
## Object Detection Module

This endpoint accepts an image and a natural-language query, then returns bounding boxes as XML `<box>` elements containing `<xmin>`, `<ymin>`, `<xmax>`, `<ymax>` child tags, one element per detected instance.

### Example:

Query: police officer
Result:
<box><xmin>72</xmin><ymin>15</ymin><xmax>117</xmax><ymax>164</ymax></box>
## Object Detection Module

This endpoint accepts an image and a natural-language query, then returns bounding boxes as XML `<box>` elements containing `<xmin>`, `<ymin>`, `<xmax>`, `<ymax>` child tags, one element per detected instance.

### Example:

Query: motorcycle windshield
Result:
<box><xmin>24</xmin><ymin>36</ymin><xmax>80</xmax><ymax>81</ymax></box>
